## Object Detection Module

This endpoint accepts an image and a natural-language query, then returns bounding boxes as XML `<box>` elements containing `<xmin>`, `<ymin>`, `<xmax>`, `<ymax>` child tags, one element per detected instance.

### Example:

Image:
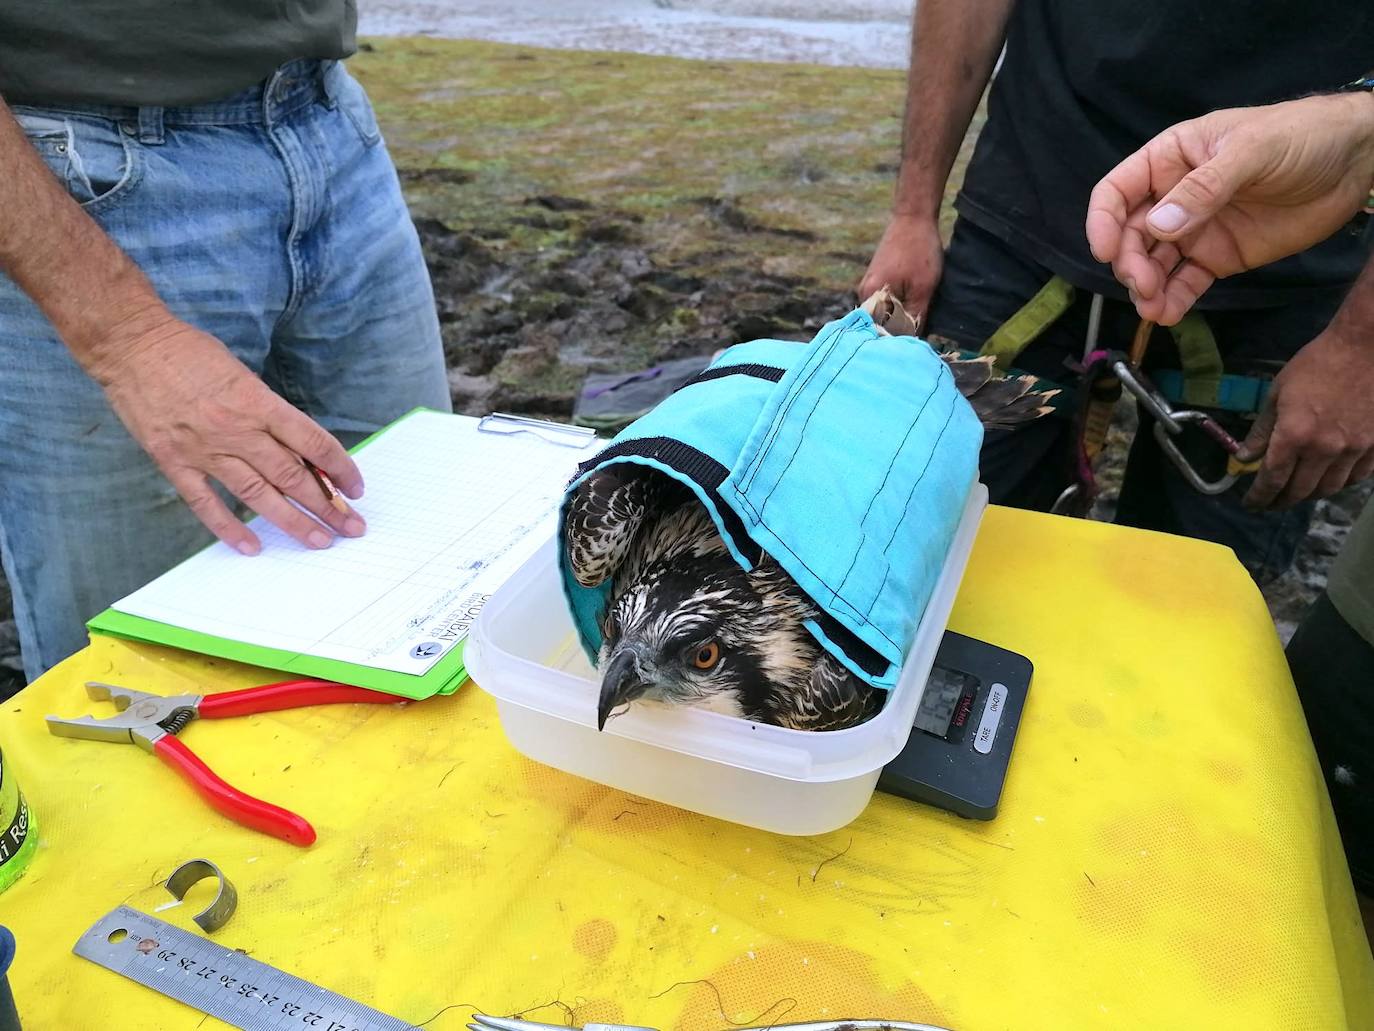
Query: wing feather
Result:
<box><xmin>564</xmin><ymin>467</ymin><xmax>670</xmax><ymax>587</ymax></box>
<box><xmin>773</xmin><ymin>650</ymin><xmax>882</xmax><ymax>731</ymax></box>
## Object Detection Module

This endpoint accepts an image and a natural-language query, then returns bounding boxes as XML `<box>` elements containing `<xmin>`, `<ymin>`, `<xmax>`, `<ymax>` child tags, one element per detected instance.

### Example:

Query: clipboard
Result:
<box><xmin>87</xmin><ymin>409</ymin><xmax>597</xmax><ymax>699</ymax></box>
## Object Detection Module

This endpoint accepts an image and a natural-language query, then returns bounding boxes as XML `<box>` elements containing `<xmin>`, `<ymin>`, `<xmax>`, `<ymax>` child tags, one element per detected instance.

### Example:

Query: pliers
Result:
<box><xmin>46</xmin><ymin>679</ymin><xmax>409</xmax><ymax>847</ymax></box>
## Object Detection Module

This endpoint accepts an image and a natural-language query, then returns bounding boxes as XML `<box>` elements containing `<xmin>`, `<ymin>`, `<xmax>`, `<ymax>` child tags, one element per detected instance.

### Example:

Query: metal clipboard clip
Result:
<box><xmin>477</xmin><ymin>412</ymin><xmax>599</xmax><ymax>450</ymax></box>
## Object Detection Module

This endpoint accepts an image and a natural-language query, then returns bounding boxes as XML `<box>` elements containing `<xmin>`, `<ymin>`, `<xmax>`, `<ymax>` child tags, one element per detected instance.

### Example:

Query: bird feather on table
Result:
<box><xmin>565</xmin><ymin>289</ymin><xmax>1056</xmax><ymax>732</ymax></box>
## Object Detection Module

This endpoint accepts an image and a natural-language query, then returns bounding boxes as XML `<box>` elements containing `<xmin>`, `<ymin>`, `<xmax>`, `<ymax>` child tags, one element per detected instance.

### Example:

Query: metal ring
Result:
<box><xmin>1049</xmin><ymin>483</ymin><xmax>1081</xmax><ymax>515</ymax></box>
<box><xmin>164</xmin><ymin>859</ymin><xmax>238</xmax><ymax>934</ymax></box>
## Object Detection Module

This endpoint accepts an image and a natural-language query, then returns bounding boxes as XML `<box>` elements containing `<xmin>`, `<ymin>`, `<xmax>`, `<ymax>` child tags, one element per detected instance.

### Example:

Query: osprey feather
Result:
<box><xmin>561</xmin><ymin>291</ymin><xmax>1055</xmax><ymax>732</ymax></box>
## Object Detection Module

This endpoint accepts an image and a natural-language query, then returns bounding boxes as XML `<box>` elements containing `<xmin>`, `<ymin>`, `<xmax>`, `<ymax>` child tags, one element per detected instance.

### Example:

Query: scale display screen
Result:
<box><xmin>913</xmin><ymin>666</ymin><xmax>979</xmax><ymax>740</ymax></box>
<box><xmin>879</xmin><ymin>632</ymin><xmax>1032</xmax><ymax>821</ymax></box>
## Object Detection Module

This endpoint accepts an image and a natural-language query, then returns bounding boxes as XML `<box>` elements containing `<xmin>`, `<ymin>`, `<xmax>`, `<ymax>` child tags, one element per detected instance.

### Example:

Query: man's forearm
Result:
<box><xmin>0</xmin><ymin>98</ymin><xmax>170</xmax><ymax>384</ymax></box>
<box><xmin>892</xmin><ymin>0</ymin><xmax>1017</xmax><ymax>220</ymax></box>
<box><xmin>1329</xmin><ymin>249</ymin><xmax>1374</xmax><ymax>344</ymax></box>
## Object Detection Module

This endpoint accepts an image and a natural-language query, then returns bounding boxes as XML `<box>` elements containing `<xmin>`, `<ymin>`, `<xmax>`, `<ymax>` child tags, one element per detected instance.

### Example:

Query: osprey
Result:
<box><xmin>564</xmin><ymin>289</ymin><xmax>1055</xmax><ymax>732</ymax></box>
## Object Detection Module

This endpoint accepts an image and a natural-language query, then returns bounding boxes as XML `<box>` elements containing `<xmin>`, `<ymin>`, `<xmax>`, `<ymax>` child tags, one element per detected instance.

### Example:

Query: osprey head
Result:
<box><xmin>566</xmin><ymin>466</ymin><xmax>876</xmax><ymax>732</ymax></box>
<box><xmin>594</xmin><ymin>501</ymin><xmax>816</xmax><ymax>729</ymax></box>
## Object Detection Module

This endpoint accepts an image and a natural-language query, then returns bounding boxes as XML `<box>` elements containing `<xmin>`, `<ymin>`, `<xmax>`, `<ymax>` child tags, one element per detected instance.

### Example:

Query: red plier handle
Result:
<box><xmin>197</xmin><ymin>679</ymin><xmax>404</xmax><ymax>719</ymax></box>
<box><xmin>163</xmin><ymin>679</ymin><xmax>407</xmax><ymax>847</ymax></box>
<box><xmin>153</xmin><ymin>737</ymin><xmax>319</xmax><ymax>845</ymax></box>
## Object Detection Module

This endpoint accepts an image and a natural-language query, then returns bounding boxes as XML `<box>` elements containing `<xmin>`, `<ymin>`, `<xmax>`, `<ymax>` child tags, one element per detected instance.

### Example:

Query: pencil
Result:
<box><xmin>303</xmin><ymin>459</ymin><xmax>350</xmax><ymax>515</ymax></box>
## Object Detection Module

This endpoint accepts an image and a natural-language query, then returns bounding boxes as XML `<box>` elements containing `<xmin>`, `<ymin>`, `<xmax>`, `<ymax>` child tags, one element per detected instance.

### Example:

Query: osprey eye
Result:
<box><xmin>692</xmin><ymin>642</ymin><xmax>721</xmax><ymax>670</ymax></box>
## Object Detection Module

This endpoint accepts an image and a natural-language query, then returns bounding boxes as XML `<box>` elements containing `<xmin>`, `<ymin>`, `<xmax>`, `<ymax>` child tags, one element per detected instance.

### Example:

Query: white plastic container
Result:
<box><xmin>465</xmin><ymin>482</ymin><xmax>988</xmax><ymax>835</ymax></box>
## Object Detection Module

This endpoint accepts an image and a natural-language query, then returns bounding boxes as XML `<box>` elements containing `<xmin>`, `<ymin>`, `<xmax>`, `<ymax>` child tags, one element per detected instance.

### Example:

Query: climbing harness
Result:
<box><xmin>974</xmin><ymin>275</ymin><xmax>1271</xmax><ymax>513</ymax></box>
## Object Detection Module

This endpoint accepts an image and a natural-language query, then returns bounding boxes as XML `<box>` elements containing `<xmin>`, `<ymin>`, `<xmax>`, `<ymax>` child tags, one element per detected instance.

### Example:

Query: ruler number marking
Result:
<box><xmin>76</xmin><ymin>909</ymin><xmax>407</xmax><ymax>1031</ymax></box>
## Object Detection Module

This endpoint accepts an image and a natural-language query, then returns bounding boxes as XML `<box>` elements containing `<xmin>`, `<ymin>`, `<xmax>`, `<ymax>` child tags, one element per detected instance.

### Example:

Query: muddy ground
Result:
<box><xmin>1</xmin><ymin>38</ymin><xmax>1367</xmax><ymax>696</ymax></box>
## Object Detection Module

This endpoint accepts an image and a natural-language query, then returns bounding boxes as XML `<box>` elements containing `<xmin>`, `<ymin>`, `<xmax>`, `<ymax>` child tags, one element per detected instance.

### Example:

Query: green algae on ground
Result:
<box><xmin>351</xmin><ymin>37</ymin><xmax>983</xmax><ymax>293</ymax></box>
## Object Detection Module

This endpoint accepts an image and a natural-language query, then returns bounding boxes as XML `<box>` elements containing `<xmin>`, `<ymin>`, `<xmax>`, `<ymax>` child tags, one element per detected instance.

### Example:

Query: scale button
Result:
<box><xmin>973</xmin><ymin>683</ymin><xmax>1008</xmax><ymax>754</ymax></box>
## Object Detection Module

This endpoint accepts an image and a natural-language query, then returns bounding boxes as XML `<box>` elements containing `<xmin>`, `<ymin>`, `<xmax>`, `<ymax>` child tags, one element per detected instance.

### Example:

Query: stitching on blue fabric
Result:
<box><xmin>881</xmin><ymin>378</ymin><xmax>957</xmax><ymax>554</ymax></box>
<box><xmin>837</xmin><ymin>532</ymin><xmax>866</xmax><ymax>600</ymax></box>
<box><xmin>738</xmin><ymin>316</ymin><xmax>850</xmax><ymax>494</ymax></box>
<box><xmin>749</xmin><ymin>521</ymin><xmax>900</xmax><ymax>650</ymax></box>
<box><xmin>757</xmin><ymin>341</ymin><xmax>864</xmax><ymax>518</ymax></box>
<box><xmin>742</xmin><ymin>324</ymin><xmax>842</xmax><ymax>488</ymax></box>
<box><xmin>739</xmin><ymin>327</ymin><xmax>927</xmax><ymax>652</ymax></box>
<box><xmin>834</xmin><ymin>369</ymin><xmax>941</xmax><ymax>598</ymax></box>
<box><xmin>750</xmin><ymin>360</ymin><xmax>957</xmax><ymax>643</ymax></box>
<box><xmin>864</xmin><ymin>389</ymin><xmax>959</xmax><ymax>619</ymax></box>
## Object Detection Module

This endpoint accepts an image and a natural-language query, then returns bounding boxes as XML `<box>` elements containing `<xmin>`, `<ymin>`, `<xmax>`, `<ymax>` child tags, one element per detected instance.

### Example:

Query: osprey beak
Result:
<box><xmin>598</xmin><ymin>648</ymin><xmax>647</xmax><ymax>731</ymax></box>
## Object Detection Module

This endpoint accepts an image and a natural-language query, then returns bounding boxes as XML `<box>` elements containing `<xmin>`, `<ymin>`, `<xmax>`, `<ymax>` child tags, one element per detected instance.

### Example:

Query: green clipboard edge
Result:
<box><xmin>86</xmin><ymin>408</ymin><xmax>469</xmax><ymax>700</ymax></box>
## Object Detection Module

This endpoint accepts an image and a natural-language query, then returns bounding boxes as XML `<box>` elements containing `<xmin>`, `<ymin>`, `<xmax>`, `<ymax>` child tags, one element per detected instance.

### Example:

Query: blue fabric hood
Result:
<box><xmin>559</xmin><ymin>308</ymin><xmax>983</xmax><ymax>690</ymax></box>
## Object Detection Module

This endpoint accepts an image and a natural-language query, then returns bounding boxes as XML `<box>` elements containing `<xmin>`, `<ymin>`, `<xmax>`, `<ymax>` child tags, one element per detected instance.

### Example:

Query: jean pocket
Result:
<box><xmin>13</xmin><ymin>109</ymin><xmax>141</xmax><ymax>213</ymax></box>
<box><xmin>335</xmin><ymin>72</ymin><xmax>382</xmax><ymax>149</ymax></box>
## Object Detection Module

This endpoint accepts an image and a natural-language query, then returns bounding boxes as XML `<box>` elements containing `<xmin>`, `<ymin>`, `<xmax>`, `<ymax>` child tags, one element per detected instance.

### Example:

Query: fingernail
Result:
<box><xmin>1123</xmin><ymin>274</ymin><xmax>1138</xmax><ymax>294</ymax></box>
<box><xmin>1148</xmin><ymin>203</ymin><xmax>1188</xmax><ymax>234</ymax></box>
<box><xmin>1128</xmin><ymin>288</ymin><xmax>1140</xmax><ymax>306</ymax></box>
<box><xmin>308</xmin><ymin>529</ymin><xmax>332</xmax><ymax>549</ymax></box>
<box><xmin>344</xmin><ymin>514</ymin><xmax>366</xmax><ymax>537</ymax></box>
<box><xmin>235</xmin><ymin>539</ymin><xmax>260</xmax><ymax>556</ymax></box>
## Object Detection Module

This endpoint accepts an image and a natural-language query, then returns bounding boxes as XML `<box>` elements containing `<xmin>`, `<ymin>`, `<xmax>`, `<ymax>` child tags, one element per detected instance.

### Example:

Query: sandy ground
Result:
<box><xmin>359</xmin><ymin>0</ymin><xmax>915</xmax><ymax>67</ymax></box>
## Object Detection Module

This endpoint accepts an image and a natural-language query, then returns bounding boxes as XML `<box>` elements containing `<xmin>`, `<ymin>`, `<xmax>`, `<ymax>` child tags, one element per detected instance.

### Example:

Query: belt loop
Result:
<box><xmin>136</xmin><ymin>106</ymin><xmax>165</xmax><ymax>145</ymax></box>
<box><xmin>319</xmin><ymin>59</ymin><xmax>339</xmax><ymax>108</ymax></box>
<box><xmin>262</xmin><ymin>62</ymin><xmax>284</xmax><ymax>125</ymax></box>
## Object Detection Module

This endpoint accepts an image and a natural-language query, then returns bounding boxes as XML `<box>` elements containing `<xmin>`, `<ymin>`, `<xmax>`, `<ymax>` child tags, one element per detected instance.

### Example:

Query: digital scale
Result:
<box><xmin>878</xmin><ymin>631</ymin><xmax>1032</xmax><ymax>820</ymax></box>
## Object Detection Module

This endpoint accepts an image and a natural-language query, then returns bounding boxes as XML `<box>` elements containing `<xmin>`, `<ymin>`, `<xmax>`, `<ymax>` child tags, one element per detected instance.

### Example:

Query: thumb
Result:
<box><xmin>1237</xmin><ymin>393</ymin><xmax>1278</xmax><ymax>462</ymax></box>
<box><xmin>1145</xmin><ymin>146</ymin><xmax>1259</xmax><ymax>241</ymax></box>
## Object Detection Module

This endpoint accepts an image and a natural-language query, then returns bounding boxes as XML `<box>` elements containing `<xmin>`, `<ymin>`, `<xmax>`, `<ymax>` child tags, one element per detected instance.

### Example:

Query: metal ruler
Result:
<box><xmin>73</xmin><ymin>906</ymin><xmax>421</xmax><ymax>1031</ymax></box>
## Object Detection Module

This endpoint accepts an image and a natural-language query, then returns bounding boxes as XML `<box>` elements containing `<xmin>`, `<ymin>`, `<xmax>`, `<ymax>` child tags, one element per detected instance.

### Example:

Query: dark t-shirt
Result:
<box><xmin>956</xmin><ymin>0</ymin><xmax>1374</xmax><ymax>308</ymax></box>
<box><xmin>0</xmin><ymin>1</ymin><xmax>356</xmax><ymax>108</ymax></box>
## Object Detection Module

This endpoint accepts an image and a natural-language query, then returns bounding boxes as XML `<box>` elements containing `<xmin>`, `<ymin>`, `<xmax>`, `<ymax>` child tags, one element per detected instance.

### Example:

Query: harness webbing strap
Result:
<box><xmin>1148</xmin><ymin>370</ymin><xmax>1271</xmax><ymax>414</ymax></box>
<box><xmin>684</xmin><ymin>364</ymin><xmax>786</xmax><ymax>388</ymax></box>
<box><xmin>974</xmin><ymin>282</ymin><xmax>1263</xmax><ymax>415</ymax></box>
<box><xmin>979</xmin><ymin>274</ymin><xmax>1077</xmax><ymax>371</ymax></box>
<box><xmin>1169</xmin><ymin>314</ymin><xmax>1225</xmax><ymax>409</ymax></box>
<box><xmin>1080</xmin><ymin>355</ymin><xmax>1122</xmax><ymax>463</ymax></box>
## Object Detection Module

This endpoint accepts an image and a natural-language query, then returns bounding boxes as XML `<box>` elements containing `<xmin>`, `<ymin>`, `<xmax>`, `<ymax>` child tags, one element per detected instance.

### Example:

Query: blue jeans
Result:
<box><xmin>0</xmin><ymin>60</ymin><xmax>451</xmax><ymax>681</ymax></box>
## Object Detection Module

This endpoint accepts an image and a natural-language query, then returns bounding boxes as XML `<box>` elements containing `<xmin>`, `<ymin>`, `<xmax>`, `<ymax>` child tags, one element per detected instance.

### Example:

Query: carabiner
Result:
<box><xmin>1112</xmin><ymin>361</ymin><xmax>1178</xmax><ymax>430</ymax></box>
<box><xmin>1151</xmin><ymin>411</ymin><xmax>1263</xmax><ymax>495</ymax></box>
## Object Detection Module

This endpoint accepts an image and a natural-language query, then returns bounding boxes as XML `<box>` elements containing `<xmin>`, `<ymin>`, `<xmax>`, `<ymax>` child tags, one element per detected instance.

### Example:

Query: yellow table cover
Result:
<box><xmin>2</xmin><ymin>507</ymin><xmax>1370</xmax><ymax>1029</ymax></box>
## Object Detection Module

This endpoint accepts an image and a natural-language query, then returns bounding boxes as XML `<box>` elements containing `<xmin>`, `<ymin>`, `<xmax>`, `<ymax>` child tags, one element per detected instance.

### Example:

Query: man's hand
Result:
<box><xmin>1238</xmin><ymin>328</ymin><xmax>1374</xmax><ymax>510</ymax></box>
<box><xmin>0</xmin><ymin>99</ymin><xmax>366</xmax><ymax>555</ymax></box>
<box><xmin>856</xmin><ymin>214</ymin><xmax>944</xmax><ymax>323</ymax></box>
<box><xmin>95</xmin><ymin>311</ymin><xmax>365</xmax><ymax>554</ymax></box>
<box><xmin>1086</xmin><ymin>92</ymin><xmax>1374</xmax><ymax>325</ymax></box>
